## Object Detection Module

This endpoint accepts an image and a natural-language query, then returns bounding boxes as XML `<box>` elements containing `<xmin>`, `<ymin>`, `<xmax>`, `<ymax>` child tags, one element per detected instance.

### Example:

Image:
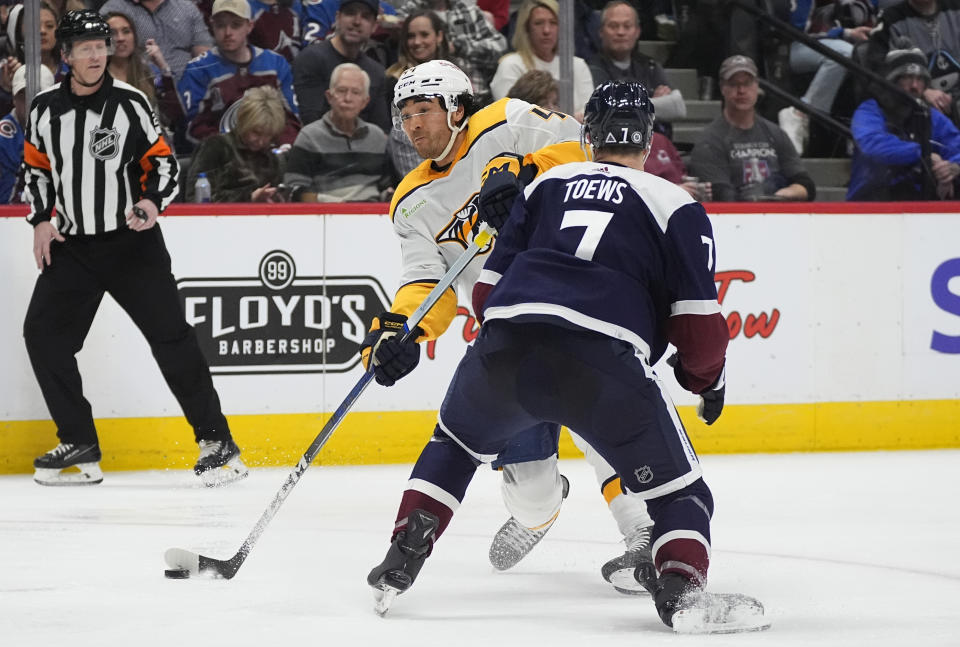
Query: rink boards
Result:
<box><xmin>1</xmin><ymin>202</ymin><xmax>958</xmax><ymax>473</ymax></box>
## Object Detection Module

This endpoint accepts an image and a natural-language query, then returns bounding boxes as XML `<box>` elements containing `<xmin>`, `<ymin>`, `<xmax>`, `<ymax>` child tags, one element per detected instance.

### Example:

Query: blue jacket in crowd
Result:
<box><xmin>848</xmin><ymin>98</ymin><xmax>960</xmax><ymax>200</ymax></box>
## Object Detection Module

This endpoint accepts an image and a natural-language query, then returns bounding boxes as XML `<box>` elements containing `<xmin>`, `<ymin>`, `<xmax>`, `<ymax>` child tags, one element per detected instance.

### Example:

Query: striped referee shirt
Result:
<box><xmin>23</xmin><ymin>73</ymin><xmax>179</xmax><ymax>236</ymax></box>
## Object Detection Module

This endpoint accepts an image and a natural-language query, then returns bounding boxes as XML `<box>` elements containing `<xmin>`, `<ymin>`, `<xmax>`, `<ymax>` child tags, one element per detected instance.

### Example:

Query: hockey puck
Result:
<box><xmin>164</xmin><ymin>569</ymin><xmax>190</xmax><ymax>579</ymax></box>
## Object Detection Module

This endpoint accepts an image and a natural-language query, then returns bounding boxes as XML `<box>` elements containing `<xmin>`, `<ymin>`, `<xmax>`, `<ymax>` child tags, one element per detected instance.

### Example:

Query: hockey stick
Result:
<box><xmin>164</xmin><ymin>224</ymin><xmax>496</xmax><ymax>580</ymax></box>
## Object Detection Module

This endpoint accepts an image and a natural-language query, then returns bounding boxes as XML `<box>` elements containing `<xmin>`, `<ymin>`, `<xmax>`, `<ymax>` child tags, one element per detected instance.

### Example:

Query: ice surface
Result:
<box><xmin>2</xmin><ymin>450</ymin><xmax>958</xmax><ymax>646</ymax></box>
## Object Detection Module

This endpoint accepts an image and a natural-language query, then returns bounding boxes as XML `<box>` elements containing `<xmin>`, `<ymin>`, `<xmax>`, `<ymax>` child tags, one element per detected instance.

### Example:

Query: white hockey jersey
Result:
<box><xmin>387</xmin><ymin>98</ymin><xmax>584</xmax><ymax>340</ymax></box>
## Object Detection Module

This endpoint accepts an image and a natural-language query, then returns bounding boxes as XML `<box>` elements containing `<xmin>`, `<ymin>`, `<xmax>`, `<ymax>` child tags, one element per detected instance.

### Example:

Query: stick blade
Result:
<box><xmin>164</xmin><ymin>547</ymin><xmax>201</xmax><ymax>575</ymax></box>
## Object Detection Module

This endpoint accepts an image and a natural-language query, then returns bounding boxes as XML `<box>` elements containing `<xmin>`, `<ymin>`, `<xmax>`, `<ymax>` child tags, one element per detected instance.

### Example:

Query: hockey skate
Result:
<box><xmin>654</xmin><ymin>572</ymin><xmax>771</xmax><ymax>634</ymax></box>
<box><xmin>600</xmin><ymin>524</ymin><xmax>656</xmax><ymax>595</ymax></box>
<box><xmin>488</xmin><ymin>475</ymin><xmax>569</xmax><ymax>571</ymax></box>
<box><xmin>367</xmin><ymin>509</ymin><xmax>439</xmax><ymax>616</ymax></box>
<box><xmin>33</xmin><ymin>443</ymin><xmax>103</xmax><ymax>486</ymax></box>
<box><xmin>194</xmin><ymin>438</ymin><xmax>248</xmax><ymax>487</ymax></box>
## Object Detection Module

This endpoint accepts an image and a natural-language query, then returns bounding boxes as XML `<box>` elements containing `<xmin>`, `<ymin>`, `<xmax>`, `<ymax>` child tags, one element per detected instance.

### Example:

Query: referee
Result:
<box><xmin>22</xmin><ymin>10</ymin><xmax>247</xmax><ymax>487</ymax></box>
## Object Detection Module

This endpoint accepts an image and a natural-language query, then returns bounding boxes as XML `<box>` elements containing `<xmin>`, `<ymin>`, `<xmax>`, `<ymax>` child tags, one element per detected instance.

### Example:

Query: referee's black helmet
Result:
<box><xmin>56</xmin><ymin>10</ymin><xmax>112</xmax><ymax>49</ymax></box>
<box><xmin>582</xmin><ymin>81</ymin><xmax>655</xmax><ymax>153</ymax></box>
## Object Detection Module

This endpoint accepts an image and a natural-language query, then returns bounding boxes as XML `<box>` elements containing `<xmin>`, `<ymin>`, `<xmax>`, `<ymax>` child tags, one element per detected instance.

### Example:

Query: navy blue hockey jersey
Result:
<box><xmin>474</xmin><ymin>160</ymin><xmax>727</xmax><ymax>391</ymax></box>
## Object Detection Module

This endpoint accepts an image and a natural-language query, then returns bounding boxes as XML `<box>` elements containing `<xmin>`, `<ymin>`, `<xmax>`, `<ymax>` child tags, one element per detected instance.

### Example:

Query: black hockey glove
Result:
<box><xmin>696</xmin><ymin>370</ymin><xmax>725</xmax><ymax>425</ymax></box>
<box><xmin>666</xmin><ymin>353</ymin><xmax>725</xmax><ymax>426</ymax></box>
<box><xmin>360</xmin><ymin>312</ymin><xmax>423</xmax><ymax>387</ymax></box>
<box><xmin>478</xmin><ymin>170</ymin><xmax>523</xmax><ymax>231</ymax></box>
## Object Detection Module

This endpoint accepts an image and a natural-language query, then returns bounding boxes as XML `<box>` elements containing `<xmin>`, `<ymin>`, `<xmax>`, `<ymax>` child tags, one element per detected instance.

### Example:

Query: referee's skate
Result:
<box><xmin>33</xmin><ymin>443</ymin><xmax>103</xmax><ymax>486</ymax></box>
<box><xmin>193</xmin><ymin>438</ymin><xmax>249</xmax><ymax>487</ymax></box>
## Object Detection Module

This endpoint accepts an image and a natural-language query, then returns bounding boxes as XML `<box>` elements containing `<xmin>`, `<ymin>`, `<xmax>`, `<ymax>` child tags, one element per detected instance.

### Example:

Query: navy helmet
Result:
<box><xmin>56</xmin><ymin>10</ymin><xmax>112</xmax><ymax>49</ymax></box>
<box><xmin>582</xmin><ymin>81</ymin><xmax>655</xmax><ymax>153</ymax></box>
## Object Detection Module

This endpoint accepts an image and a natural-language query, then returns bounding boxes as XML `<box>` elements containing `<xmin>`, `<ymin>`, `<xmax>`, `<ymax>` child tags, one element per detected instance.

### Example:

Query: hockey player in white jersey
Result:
<box><xmin>365</xmin><ymin>80</ymin><xmax>770</xmax><ymax>634</ymax></box>
<box><xmin>360</xmin><ymin>60</ymin><xmax>654</xmax><ymax>594</ymax></box>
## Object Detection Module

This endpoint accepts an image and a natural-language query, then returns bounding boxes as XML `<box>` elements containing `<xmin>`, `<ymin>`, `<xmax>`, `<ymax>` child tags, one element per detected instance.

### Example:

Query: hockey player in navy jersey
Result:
<box><xmin>362</xmin><ymin>59</ymin><xmax>656</xmax><ymax>594</ymax></box>
<box><xmin>367</xmin><ymin>81</ymin><xmax>769</xmax><ymax>633</ymax></box>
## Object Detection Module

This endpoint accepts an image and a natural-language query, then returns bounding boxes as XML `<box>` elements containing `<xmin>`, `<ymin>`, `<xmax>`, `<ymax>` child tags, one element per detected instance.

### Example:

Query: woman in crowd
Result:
<box><xmin>490</xmin><ymin>0</ymin><xmax>593</xmax><ymax>119</ymax></box>
<box><xmin>186</xmin><ymin>86</ymin><xmax>287</xmax><ymax>203</ymax></box>
<box><xmin>386</xmin><ymin>10</ymin><xmax>464</xmax><ymax>177</ymax></box>
<box><xmin>105</xmin><ymin>13</ymin><xmax>159</xmax><ymax>104</ymax></box>
<box><xmin>395</xmin><ymin>0</ymin><xmax>504</xmax><ymax>105</ymax></box>
<box><xmin>38</xmin><ymin>2</ymin><xmax>61</xmax><ymax>75</ymax></box>
<box><xmin>3</xmin><ymin>3</ymin><xmax>61</xmax><ymax>75</ymax></box>
<box><xmin>105</xmin><ymin>11</ymin><xmax>184</xmax><ymax>136</ymax></box>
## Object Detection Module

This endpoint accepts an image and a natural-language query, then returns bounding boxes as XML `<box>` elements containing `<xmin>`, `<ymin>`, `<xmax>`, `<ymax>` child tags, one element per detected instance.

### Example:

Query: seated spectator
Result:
<box><xmin>196</xmin><ymin>0</ymin><xmax>306</xmax><ymax>63</ymax></box>
<box><xmin>186</xmin><ymin>86</ymin><xmax>287</xmax><ymax>202</ymax></box>
<box><xmin>848</xmin><ymin>43</ymin><xmax>960</xmax><ymax>200</ymax></box>
<box><xmin>300</xmin><ymin>0</ymin><xmax>398</xmax><ymax>45</ymax></box>
<box><xmin>293</xmin><ymin>0</ymin><xmax>391</xmax><ymax>130</ymax></box>
<box><xmin>506</xmin><ymin>69</ymin><xmax>560</xmax><ymax>109</ymax></box>
<box><xmin>284</xmin><ymin>63</ymin><xmax>395</xmax><ymax>202</ymax></box>
<box><xmin>780</xmin><ymin>0</ymin><xmax>873</xmax><ymax>155</ymax></box>
<box><xmin>871</xmin><ymin>0</ymin><xmax>960</xmax><ymax>125</ymax></box>
<box><xmin>690</xmin><ymin>55</ymin><xmax>815</xmax><ymax>202</ymax></box>
<box><xmin>503</xmin><ymin>0</ymin><xmax>602</xmax><ymax>61</ymax></box>
<box><xmin>1</xmin><ymin>65</ymin><xmax>54</xmax><ymax>203</ymax></box>
<box><xmin>99</xmin><ymin>0</ymin><xmax>212</xmax><ymax>80</ymax></box>
<box><xmin>3</xmin><ymin>3</ymin><xmax>62</xmax><ymax>78</ymax></box>
<box><xmin>587</xmin><ymin>0</ymin><xmax>686</xmax><ymax>127</ymax></box>
<box><xmin>179</xmin><ymin>0</ymin><xmax>300</xmax><ymax>146</ymax></box>
<box><xmin>395</xmin><ymin>0</ymin><xmax>506</xmax><ymax>107</ymax></box>
<box><xmin>491</xmin><ymin>0</ymin><xmax>594</xmax><ymax>119</ymax></box>
<box><xmin>105</xmin><ymin>12</ymin><xmax>157</xmax><ymax>102</ymax></box>
<box><xmin>385</xmin><ymin>10</ymin><xmax>458</xmax><ymax>176</ymax></box>
<box><xmin>104</xmin><ymin>11</ymin><xmax>184</xmax><ymax>132</ymax></box>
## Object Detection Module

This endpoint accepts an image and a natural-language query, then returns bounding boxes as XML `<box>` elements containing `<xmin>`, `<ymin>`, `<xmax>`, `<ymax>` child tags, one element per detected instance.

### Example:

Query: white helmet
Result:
<box><xmin>393</xmin><ymin>60</ymin><xmax>474</xmax><ymax>162</ymax></box>
<box><xmin>393</xmin><ymin>59</ymin><xmax>473</xmax><ymax>111</ymax></box>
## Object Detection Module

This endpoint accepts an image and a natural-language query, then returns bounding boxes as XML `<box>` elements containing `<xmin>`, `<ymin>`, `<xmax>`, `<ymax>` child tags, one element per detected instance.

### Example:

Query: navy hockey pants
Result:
<box><xmin>438</xmin><ymin>319</ymin><xmax>704</xmax><ymax>498</ymax></box>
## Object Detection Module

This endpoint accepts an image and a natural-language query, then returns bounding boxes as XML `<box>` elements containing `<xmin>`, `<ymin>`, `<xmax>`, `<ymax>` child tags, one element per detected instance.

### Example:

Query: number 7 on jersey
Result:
<box><xmin>560</xmin><ymin>210</ymin><xmax>614</xmax><ymax>261</ymax></box>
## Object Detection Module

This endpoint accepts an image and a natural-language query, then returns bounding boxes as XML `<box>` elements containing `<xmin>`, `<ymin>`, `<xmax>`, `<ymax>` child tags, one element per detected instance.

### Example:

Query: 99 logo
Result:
<box><xmin>259</xmin><ymin>250</ymin><xmax>296</xmax><ymax>290</ymax></box>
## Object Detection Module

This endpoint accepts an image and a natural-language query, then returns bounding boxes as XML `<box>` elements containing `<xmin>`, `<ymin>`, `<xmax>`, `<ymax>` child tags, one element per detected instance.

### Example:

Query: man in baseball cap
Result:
<box><xmin>291</xmin><ymin>0</ymin><xmax>391</xmax><ymax>130</ymax></box>
<box><xmin>211</xmin><ymin>0</ymin><xmax>252</xmax><ymax>20</ymax></box>
<box><xmin>178</xmin><ymin>0</ymin><xmax>301</xmax><ymax>143</ymax></box>
<box><xmin>2</xmin><ymin>65</ymin><xmax>56</xmax><ymax>202</ymax></box>
<box><xmin>688</xmin><ymin>53</ymin><xmax>815</xmax><ymax>202</ymax></box>
<box><xmin>717</xmin><ymin>54</ymin><xmax>758</xmax><ymax>83</ymax></box>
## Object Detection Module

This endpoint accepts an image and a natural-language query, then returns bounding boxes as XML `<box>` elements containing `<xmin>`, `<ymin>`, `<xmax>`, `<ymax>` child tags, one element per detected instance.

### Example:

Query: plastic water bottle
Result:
<box><xmin>194</xmin><ymin>172</ymin><xmax>211</xmax><ymax>203</ymax></box>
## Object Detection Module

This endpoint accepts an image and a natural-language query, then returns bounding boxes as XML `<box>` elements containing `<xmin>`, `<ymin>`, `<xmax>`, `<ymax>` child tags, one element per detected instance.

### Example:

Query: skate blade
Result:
<box><xmin>33</xmin><ymin>463</ymin><xmax>103</xmax><ymax>486</ymax></box>
<box><xmin>372</xmin><ymin>585</ymin><xmax>400</xmax><ymax>617</ymax></box>
<box><xmin>672</xmin><ymin>592</ymin><xmax>771</xmax><ymax>635</ymax></box>
<box><xmin>199</xmin><ymin>456</ymin><xmax>249</xmax><ymax>488</ymax></box>
<box><xmin>606</xmin><ymin>569</ymin><xmax>650</xmax><ymax>596</ymax></box>
<box><xmin>488</xmin><ymin>515</ymin><xmax>555</xmax><ymax>571</ymax></box>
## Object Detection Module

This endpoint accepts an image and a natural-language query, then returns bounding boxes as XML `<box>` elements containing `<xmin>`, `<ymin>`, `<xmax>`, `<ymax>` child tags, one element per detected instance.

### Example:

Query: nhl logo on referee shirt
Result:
<box><xmin>634</xmin><ymin>466</ymin><xmax>653</xmax><ymax>484</ymax></box>
<box><xmin>89</xmin><ymin>127</ymin><xmax>121</xmax><ymax>160</ymax></box>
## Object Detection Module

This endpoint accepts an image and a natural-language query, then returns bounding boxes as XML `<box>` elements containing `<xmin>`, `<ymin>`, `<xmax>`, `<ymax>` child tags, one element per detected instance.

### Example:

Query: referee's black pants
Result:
<box><xmin>23</xmin><ymin>225</ymin><xmax>230</xmax><ymax>447</ymax></box>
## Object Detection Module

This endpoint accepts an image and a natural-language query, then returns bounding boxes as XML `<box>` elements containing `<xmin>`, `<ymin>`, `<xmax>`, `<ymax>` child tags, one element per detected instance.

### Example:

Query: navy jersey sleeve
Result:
<box><xmin>663</xmin><ymin>203</ymin><xmax>728</xmax><ymax>393</ymax></box>
<box><xmin>472</xmin><ymin>191</ymin><xmax>532</xmax><ymax>317</ymax></box>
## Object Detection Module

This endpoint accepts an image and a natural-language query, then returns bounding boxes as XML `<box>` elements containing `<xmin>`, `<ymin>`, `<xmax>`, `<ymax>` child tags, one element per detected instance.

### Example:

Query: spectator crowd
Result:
<box><xmin>3</xmin><ymin>0</ymin><xmax>960</xmax><ymax>203</ymax></box>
